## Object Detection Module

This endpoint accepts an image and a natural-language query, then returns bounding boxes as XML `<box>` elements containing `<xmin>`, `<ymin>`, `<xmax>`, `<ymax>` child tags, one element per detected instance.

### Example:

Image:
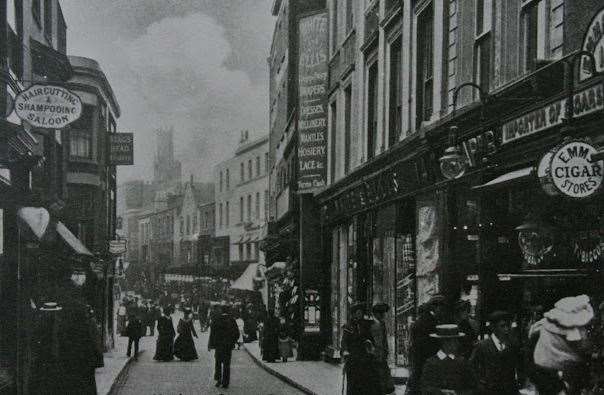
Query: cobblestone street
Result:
<box><xmin>110</xmin><ymin>329</ymin><xmax>305</xmax><ymax>395</ymax></box>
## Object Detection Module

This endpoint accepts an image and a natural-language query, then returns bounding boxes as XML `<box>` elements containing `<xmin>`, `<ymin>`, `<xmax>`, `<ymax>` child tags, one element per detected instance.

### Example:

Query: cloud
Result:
<box><xmin>60</xmin><ymin>2</ymin><xmax>274</xmax><ymax>183</ymax></box>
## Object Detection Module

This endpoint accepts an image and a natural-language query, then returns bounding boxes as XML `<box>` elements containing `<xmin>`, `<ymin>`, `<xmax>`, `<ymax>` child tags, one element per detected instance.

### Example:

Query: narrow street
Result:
<box><xmin>111</xmin><ymin>317</ymin><xmax>304</xmax><ymax>395</ymax></box>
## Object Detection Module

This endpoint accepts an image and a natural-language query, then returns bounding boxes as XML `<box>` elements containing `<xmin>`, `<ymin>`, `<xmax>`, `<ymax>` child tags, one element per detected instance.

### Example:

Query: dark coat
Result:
<box><xmin>208</xmin><ymin>313</ymin><xmax>239</xmax><ymax>351</ymax></box>
<box><xmin>407</xmin><ymin>312</ymin><xmax>439</xmax><ymax>394</ymax></box>
<box><xmin>369</xmin><ymin>318</ymin><xmax>395</xmax><ymax>394</ymax></box>
<box><xmin>125</xmin><ymin>318</ymin><xmax>143</xmax><ymax>339</ymax></box>
<box><xmin>420</xmin><ymin>354</ymin><xmax>477</xmax><ymax>395</ymax></box>
<box><xmin>154</xmin><ymin>316</ymin><xmax>175</xmax><ymax>361</ymax></box>
<box><xmin>470</xmin><ymin>337</ymin><xmax>520</xmax><ymax>395</ymax></box>
<box><xmin>341</xmin><ymin>319</ymin><xmax>381</xmax><ymax>395</ymax></box>
<box><xmin>261</xmin><ymin>316</ymin><xmax>280</xmax><ymax>361</ymax></box>
<box><xmin>458</xmin><ymin>319</ymin><xmax>478</xmax><ymax>360</ymax></box>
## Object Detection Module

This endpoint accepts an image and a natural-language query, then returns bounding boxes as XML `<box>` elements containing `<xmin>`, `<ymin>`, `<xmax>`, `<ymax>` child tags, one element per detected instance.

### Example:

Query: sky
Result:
<box><xmin>61</xmin><ymin>0</ymin><xmax>275</xmax><ymax>183</ymax></box>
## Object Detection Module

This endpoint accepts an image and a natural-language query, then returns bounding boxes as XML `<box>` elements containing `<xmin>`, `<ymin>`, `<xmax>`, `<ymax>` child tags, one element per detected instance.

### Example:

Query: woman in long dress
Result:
<box><xmin>261</xmin><ymin>309</ymin><xmax>280</xmax><ymax>362</ymax></box>
<box><xmin>173</xmin><ymin>308</ymin><xmax>199</xmax><ymax>361</ymax></box>
<box><xmin>154</xmin><ymin>305</ymin><xmax>175</xmax><ymax>361</ymax></box>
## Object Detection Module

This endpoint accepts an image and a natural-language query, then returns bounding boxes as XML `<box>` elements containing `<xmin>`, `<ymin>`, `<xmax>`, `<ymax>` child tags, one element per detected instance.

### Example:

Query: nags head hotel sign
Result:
<box><xmin>15</xmin><ymin>85</ymin><xmax>82</xmax><ymax>129</ymax></box>
<box><xmin>297</xmin><ymin>11</ymin><xmax>328</xmax><ymax>192</ymax></box>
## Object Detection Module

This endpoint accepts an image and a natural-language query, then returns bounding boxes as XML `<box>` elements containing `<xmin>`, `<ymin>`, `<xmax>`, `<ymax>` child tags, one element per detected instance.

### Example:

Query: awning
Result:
<box><xmin>56</xmin><ymin>222</ymin><xmax>93</xmax><ymax>256</ymax></box>
<box><xmin>230</xmin><ymin>263</ymin><xmax>264</xmax><ymax>292</ymax></box>
<box><xmin>472</xmin><ymin>167</ymin><xmax>534</xmax><ymax>190</ymax></box>
<box><xmin>17</xmin><ymin>207</ymin><xmax>50</xmax><ymax>240</ymax></box>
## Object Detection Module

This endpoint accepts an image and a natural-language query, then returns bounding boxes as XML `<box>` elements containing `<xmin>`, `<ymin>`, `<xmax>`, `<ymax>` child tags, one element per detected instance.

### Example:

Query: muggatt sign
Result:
<box><xmin>15</xmin><ymin>84</ymin><xmax>82</xmax><ymax>129</ymax></box>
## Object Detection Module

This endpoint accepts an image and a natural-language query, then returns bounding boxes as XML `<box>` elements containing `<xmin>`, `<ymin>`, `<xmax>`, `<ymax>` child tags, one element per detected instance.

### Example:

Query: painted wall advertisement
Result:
<box><xmin>108</xmin><ymin>133</ymin><xmax>134</xmax><ymax>165</ymax></box>
<box><xmin>297</xmin><ymin>11</ymin><xmax>328</xmax><ymax>191</ymax></box>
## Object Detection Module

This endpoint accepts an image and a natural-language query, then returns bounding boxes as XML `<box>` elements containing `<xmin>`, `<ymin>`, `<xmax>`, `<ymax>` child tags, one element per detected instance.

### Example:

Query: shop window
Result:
<box><xmin>366</xmin><ymin>60</ymin><xmax>379</xmax><ymax>159</ymax></box>
<box><xmin>388</xmin><ymin>35</ymin><xmax>402</xmax><ymax>147</ymax></box>
<box><xmin>416</xmin><ymin>5</ymin><xmax>434</xmax><ymax>128</ymax></box>
<box><xmin>474</xmin><ymin>37</ymin><xmax>491</xmax><ymax>97</ymax></box>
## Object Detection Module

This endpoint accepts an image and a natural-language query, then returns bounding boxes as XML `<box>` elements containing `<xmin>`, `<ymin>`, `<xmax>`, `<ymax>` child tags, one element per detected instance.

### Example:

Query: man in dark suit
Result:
<box><xmin>126</xmin><ymin>314</ymin><xmax>143</xmax><ymax>360</ymax></box>
<box><xmin>406</xmin><ymin>295</ymin><xmax>445</xmax><ymax>395</ymax></box>
<box><xmin>208</xmin><ymin>304</ymin><xmax>240</xmax><ymax>388</ymax></box>
<box><xmin>420</xmin><ymin>324</ymin><xmax>477</xmax><ymax>394</ymax></box>
<box><xmin>470</xmin><ymin>311</ymin><xmax>521</xmax><ymax>395</ymax></box>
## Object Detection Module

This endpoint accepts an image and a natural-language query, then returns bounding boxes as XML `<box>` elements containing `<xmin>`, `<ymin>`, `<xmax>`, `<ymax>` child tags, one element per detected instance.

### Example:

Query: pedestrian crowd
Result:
<box><xmin>384</xmin><ymin>293</ymin><xmax>604</xmax><ymax>395</ymax></box>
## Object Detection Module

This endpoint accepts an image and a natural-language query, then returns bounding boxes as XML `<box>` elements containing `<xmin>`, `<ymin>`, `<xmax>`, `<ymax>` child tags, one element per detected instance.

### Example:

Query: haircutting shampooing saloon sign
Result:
<box><xmin>14</xmin><ymin>85</ymin><xmax>82</xmax><ymax>129</ymax></box>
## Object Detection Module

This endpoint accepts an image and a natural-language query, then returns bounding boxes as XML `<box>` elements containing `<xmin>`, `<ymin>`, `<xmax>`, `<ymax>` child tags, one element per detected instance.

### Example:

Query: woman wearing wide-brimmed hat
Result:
<box><xmin>341</xmin><ymin>302</ymin><xmax>381</xmax><ymax>395</ymax></box>
<box><xmin>420</xmin><ymin>324</ymin><xmax>477</xmax><ymax>395</ymax></box>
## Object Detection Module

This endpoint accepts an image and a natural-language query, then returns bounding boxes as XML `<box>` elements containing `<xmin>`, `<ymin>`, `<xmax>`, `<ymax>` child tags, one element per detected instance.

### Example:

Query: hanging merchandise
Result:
<box><xmin>516</xmin><ymin>214</ymin><xmax>555</xmax><ymax>267</ymax></box>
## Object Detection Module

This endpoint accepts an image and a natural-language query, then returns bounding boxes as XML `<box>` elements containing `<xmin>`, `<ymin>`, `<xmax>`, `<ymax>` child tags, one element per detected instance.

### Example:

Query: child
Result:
<box><xmin>277</xmin><ymin>319</ymin><xmax>293</xmax><ymax>362</ymax></box>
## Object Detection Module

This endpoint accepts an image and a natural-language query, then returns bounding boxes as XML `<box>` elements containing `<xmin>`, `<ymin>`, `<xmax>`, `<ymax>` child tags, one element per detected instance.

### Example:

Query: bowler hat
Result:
<box><xmin>429</xmin><ymin>324</ymin><xmax>465</xmax><ymax>339</ymax></box>
<box><xmin>488</xmin><ymin>310</ymin><xmax>512</xmax><ymax>324</ymax></box>
<box><xmin>350</xmin><ymin>302</ymin><xmax>366</xmax><ymax>315</ymax></box>
<box><xmin>372</xmin><ymin>302</ymin><xmax>390</xmax><ymax>314</ymax></box>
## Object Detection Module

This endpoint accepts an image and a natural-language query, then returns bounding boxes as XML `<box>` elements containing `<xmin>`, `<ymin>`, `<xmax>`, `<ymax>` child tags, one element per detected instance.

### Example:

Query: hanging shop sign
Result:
<box><xmin>581</xmin><ymin>7</ymin><xmax>604</xmax><ymax>81</ymax></box>
<box><xmin>14</xmin><ymin>84</ymin><xmax>82</xmax><ymax>129</ymax></box>
<box><xmin>108</xmin><ymin>239</ymin><xmax>127</xmax><ymax>255</ymax></box>
<box><xmin>460</xmin><ymin>130</ymin><xmax>498</xmax><ymax>168</ymax></box>
<box><xmin>502</xmin><ymin>83</ymin><xmax>604</xmax><ymax>144</ymax></box>
<box><xmin>108</xmin><ymin>133</ymin><xmax>134</xmax><ymax>165</ymax></box>
<box><xmin>543</xmin><ymin>139</ymin><xmax>603</xmax><ymax>199</ymax></box>
<box><xmin>297</xmin><ymin>11</ymin><xmax>329</xmax><ymax>191</ymax></box>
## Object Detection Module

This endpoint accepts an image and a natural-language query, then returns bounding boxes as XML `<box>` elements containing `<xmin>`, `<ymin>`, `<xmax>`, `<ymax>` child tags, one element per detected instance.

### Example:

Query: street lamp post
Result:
<box><xmin>439</xmin><ymin>82</ymin><xmax>489</xmax><ymax>180</ymax></box>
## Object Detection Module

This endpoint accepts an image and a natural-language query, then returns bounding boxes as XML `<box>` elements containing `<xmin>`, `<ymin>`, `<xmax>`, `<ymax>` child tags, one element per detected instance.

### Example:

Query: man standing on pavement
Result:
<box><xmin>470</xmin><ymin>311</ymin><xmax>521</xmax><ymax>395</ymax></box>
<box><xmin>370</xmin><ymin>302</ymin><xmax>395</xmax><ymax>394</ymax></box>
<box><xmin>126</xmin><ymin>314</ymin><xmax>143</xmax><ymax>360</ymax></box>
<box><xmin>406</xmin><ymin>294</ymin><xmax>445</xmax><ymax>395</ymax></box>
<box><xmin>208</xmin><ymin>304</ymin><xmax>240</xmax><ymax>388</ymax></box>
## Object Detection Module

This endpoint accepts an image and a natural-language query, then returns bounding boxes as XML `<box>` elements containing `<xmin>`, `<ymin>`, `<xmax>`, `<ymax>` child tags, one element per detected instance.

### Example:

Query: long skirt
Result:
<box><xmin>154</xmin><ymin>335</ymin><xmax>174</xmax><ymax>361</ymax></box>
<box><xmin>344</xmin><ymin>357</ymin><xmax>381</xmax><ymax>395</ymax></box>
<box><xmin>173</xmin><ymin>334</ymin><xmax>198</xmax><ymax>361</ymax></box>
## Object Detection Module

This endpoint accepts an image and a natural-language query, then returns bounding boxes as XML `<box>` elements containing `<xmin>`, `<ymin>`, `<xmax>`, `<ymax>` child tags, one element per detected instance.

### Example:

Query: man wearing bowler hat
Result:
<box><xmin>420</xmin><ymin>324</ymin><xmax>477</xmax><ymax>394</ymax></box>
<box><xmin>341</xmin><ymin>302</ymin><xmax>380</xmax><ymax>395</ymax></box>
<box><xmin>406</xmin><ymin>294</ymin><xmax>446</xmax><ymax>395</ymax></box>
<box><xmin>470</xmin><ymin>311</ymin><xmax>521</xmax><ymax>395</ymax></box>
<box><xmin>370</xmin><ymin>302</ymin><xmax>395</xmax><ymax>394</ymax></box>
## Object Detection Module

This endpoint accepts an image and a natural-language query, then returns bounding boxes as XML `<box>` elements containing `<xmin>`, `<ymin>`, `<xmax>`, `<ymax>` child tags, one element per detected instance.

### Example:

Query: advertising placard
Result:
<box><xmin>108</xmin><ymin>133</ymin><xmax>134</xmax><ymax>165</ymax></box>
<box><xmin>297</xmin><ymin>11</ymin><xmax>328</xmax><ymax>191</ymax></box>
<box><xmin>15</xmin><ymin>84</ymin><xmax>82</xmax><ymax>129</ymax></box>
<box><xmin>547</xmin><ymin>140</ymin><xmax>603</xmax><ymax>199</ymax></box>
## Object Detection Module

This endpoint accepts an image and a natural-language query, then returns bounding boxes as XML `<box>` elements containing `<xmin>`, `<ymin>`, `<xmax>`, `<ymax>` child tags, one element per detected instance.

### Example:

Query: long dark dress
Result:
<box><xmin>341</xmin><ymin>319</ymin><xmax>381</xmax><ymax>395</ymax></box>
<box><xmin>154</xmin><ymin>316</ymin><xmax>175</xmax><ymax>361</ymax></box>
<box><xmin>261</xmin><ymin>316</ymin><xmax>280</xmax><ymax>362</ymax></box>
<box><xmin>173</xmin><ymin>318</ymin><xmax>198</xmax><ymax>361</ymax></box>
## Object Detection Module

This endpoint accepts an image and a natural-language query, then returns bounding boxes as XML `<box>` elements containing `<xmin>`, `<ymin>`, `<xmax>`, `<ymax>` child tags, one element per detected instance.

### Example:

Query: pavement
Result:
<box><xmin>242</xmin><ymin>340</ymin><xmax>408</xmax><ymax>395</ymax></box>
<box><xmin>96</xmin><ymin>330</ymin><xmax>157</xmax><ymax>395</ymax></box>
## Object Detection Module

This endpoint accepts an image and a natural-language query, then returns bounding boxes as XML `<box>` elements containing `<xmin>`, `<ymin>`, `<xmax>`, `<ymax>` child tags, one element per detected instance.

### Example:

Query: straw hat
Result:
<box><xmin>543</xmin><ymin>295</ymin><xmax>594</xmax><ymax>328</ymax></box>
<box><xmin>40</xmin><ymin>302</ymin><xmax>62</xmax><ymax>312</ymax></box>
<box><xmin>429</xmin><ymin>324</ymin><xmax>466</xmax><ymax>338</ymax></box>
